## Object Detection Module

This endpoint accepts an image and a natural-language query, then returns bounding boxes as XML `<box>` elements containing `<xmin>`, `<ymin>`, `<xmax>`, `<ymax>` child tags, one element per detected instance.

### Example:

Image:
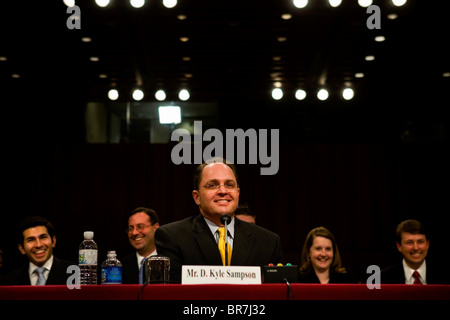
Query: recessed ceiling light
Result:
<box><xmin>277</xmin><ymin>37</ymin><xmax>287</xmax><ymax>42</ymax></box>
<box><xmin>90</xmin><ymin>56</ymin><xmax>99</xmax><ymax>62</ymax></box>
<box><xmin>355</xmin><ymin>72</ymin><xmax>365</xmax><ymax>78</ymax></box>
<box><xmin>163</xmin><ymin>0</ymin><xmax>177</xmax><ymax>9</ymax></box>
<box><xmin>281</xmin><ymin>13</ymin><xmax>292</xmax><ymax>20</ymax></box>
<box><xmin>179</xmin><ymin>37</ymin><xmax>189</xmax><ymax>42</ymax></box>
<box><xmin>81</xmin><ymin>37</ymin><xmax>92</xmax><ymax>43</ymax></box>
<box><xmin>365</xmin><ymin>55</ymin><xmax>375</xmax><ymax>61</ymax></box>
<box><xmin>0</xmin><ymin>56</ymin><xmax>7</xmax><ymax>61</ymax></box>
<box><xmin>387</xmin><ymin>13</ymin><xmax>398</xmax><ymax>20</ymax></box>
<box><xmin>12</xmin><ymin>74</ymin><xmax>20</xmax><ymax>78</ymax></box>
<box><xmin>177</xmin><ymin>14</ymin><xmax>187</xmax><ymax>20</ymax></box>
<box><xmin>375</xmin><ymin>35</ymin><xmax>385</xmax><ymax>42</ymax></box>
<box><xmin>182</xmin><ymin>56</ymin><xmax>191</xmax><ymax>61</ymax></box>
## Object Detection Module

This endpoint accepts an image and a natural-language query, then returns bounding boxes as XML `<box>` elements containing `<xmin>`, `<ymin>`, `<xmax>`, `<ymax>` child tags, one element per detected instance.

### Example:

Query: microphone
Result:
<box><xmin>220</xmin><ymin>214</ymin><xmax>231</xmax><ymax>266</ymax></box>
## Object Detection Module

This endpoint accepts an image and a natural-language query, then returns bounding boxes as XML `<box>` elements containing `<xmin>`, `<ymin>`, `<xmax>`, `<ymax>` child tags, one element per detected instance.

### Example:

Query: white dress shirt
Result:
<box><xmin>204</xmin><ymin>216</ymin><xmax>235</xmax><ymax>250</ymax></box>
<box><xmin>136</xmin><ymin>250</ymin><xmax>157</xmax><ymax>270</ymax></box>
<box><xmin>29</xmin><ymin>256</ymin><xmax>54</xmax><ymax>286</ymax></box>
<box><xmin>403</xmin><ymin>259</ymin><xmax>427</xmax><ymax>284</ymax></box>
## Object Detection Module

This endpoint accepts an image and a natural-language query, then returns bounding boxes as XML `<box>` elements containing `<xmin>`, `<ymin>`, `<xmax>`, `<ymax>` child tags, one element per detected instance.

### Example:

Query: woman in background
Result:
<box><xmin>298</xmin><ymin>226</ymin><xmax>358</xmax><ymax>284</ymax></box>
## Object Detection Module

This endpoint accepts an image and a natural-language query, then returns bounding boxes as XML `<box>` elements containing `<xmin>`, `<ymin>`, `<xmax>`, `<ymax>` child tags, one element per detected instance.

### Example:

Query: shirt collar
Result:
<box><xmin>136</xmin><ymin>250</ymin><xmax>157</xmax><ymax>266</ymax></box>
<box><xmin>29</xmin><ymin>255</ymin><xmax>54</xmax><ymax>276</ymax></box>
<box><xmin>204</xmin><ymin>216</ymin><xmax>235</xmax><ymax>240</ymax></box>
<box><xmin>402</xmin><ymin>259</ymin><xmax>427</xmax><ymax>284</ymax></box>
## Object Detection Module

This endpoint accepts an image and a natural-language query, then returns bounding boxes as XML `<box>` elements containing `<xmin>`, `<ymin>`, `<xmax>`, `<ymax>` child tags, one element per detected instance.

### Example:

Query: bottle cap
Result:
<box><xmin>107</xmin><ymin>250</ymin><xmax>116</xmax><ymax>257</ymax></box>
<box><xmin>84</xmin><ymin>231</ymin><xmax>94</xmax><ymax>240</ymax></box>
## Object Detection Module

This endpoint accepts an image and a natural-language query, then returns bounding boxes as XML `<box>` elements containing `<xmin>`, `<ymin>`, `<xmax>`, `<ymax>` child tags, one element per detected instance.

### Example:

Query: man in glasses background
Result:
<box><xmin>122</xmin><ymin>207</ymin><xmax>160</xmax><ymax>284</ymax></box>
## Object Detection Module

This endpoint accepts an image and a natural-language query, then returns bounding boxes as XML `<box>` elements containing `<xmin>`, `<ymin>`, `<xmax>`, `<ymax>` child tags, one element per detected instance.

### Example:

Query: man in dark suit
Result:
<box><xmin>381</xmin><ymin>219</ymin><xmax>449</xmax><ymax>284</ymax></box>
<box><xmin>122</xmin><ymin>207</ymin><xmax>160</xmax><ymax>284</ymax></box>
<box><xmin>0</xmin><ymin>216</ymin><xmax>74</xmax><ymax>285</ymax></box>
<box><xmin>155</xmin><ymin>159</ymin><xmax>284</xmax><ymax>283</ymax></box>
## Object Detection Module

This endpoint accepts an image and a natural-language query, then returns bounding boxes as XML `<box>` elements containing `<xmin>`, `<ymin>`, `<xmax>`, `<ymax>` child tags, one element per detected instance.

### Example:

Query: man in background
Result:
<box><xmin>121</xmin><ymin>207</ymin><xmax>160</xmax><ymax>284</ymax></box>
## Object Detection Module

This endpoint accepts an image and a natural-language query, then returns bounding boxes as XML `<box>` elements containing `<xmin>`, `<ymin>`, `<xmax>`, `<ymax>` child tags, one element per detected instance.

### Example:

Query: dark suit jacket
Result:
<box><xmin>155</xmin><ymin>214</ymin><xmax>284</xmax><ymax>283</ymax></box>
<box><xmin>380</xmin><ymin>261</ymin><xmax>450</xmax><ymax>284</ymax></box>
<box><xmin>0</xmin><ymin>256</ymin><xmax>74</xmax><ymax>286</ymax></box>
<box><xmin>121</xmin><ymin>254</ymin><xmax>139</xmax><ymax>284</ymax></box>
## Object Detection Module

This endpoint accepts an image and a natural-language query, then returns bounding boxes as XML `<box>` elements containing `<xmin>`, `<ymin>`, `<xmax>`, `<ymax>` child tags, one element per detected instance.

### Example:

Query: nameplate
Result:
<box><xmin>181</xmin><ymin>265</ymin><xmax>261</xmax><ymax>284</ymax></box>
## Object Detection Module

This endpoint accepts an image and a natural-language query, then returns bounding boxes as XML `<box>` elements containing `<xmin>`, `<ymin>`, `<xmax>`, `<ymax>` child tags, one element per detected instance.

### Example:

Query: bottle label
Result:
<box><xmin>101</xmin><ymin>266</ymin><xmax>122</xmax><ymax>284</ymax></box>
<box><xmin>79</xmin><ymin>249</ymin><xmax>98</xmax><ymax>265</ymax></box>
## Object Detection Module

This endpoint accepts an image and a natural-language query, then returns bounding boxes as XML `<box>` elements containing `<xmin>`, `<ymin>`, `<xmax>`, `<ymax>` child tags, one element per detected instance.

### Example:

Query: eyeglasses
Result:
<box><xmin>202</xmin><ymin>182</ymin><xmax>238</xmax><ymax>191</ymax></box>
<box><xmin>126</xmin><ymin>224</ymin><xmax>151</xmax><ymax>234</ymax></box>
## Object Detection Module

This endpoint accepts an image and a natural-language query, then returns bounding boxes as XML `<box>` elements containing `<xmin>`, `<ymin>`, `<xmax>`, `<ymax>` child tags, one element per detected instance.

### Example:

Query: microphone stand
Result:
<box><xmin>220</xmin><ymin>214</ymin><xmax>231</xmax><ymax>266</ymax></box>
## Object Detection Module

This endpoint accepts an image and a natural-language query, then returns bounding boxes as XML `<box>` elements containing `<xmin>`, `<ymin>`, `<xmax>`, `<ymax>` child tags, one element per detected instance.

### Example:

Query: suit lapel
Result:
<box><xmin>192</xmin><ymin>215</ymin><xmax>223</xmax><ymax>265</ymax></box>
<box><xmin>230</xmin><ymin>218</ymin><xmax>254</xmax><ymax>265</ymax></box>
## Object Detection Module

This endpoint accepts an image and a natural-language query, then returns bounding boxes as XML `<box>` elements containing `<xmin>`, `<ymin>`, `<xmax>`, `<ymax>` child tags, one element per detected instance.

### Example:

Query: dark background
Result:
<box><xmin>1</xmin><ymin>1</ymin><xmax>449</xmax><ymax>281</ymax></box>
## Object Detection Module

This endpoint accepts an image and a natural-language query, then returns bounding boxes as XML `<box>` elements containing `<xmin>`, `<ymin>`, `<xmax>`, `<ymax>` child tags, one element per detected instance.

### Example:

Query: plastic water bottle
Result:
<box><xmin>101</xmin><ymin>251</ymin><xmax>122</xmax><ymax>284</ymax></box>
<box><xmin>78</xmin><ymin>231</ymin><xmax>98</xmax><ymax>285</ymax></box>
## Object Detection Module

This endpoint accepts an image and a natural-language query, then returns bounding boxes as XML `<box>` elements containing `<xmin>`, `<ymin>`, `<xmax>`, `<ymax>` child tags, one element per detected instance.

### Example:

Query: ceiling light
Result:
<box><xmin>375</xmin><ymin>35</ymin><xmax>385</xmax><ymax>42</ymax></box>
<box><xmin>90</xmin><ymin>56</ymin><xmax>99</xmax><ymax>62</ymax></box>
<box><xmin>95</xmin><ymin>0</ymin><xmax>110</xmax><ymax>7</ymax></box>
<box><xmin>293</xmin><ymin>0</ymin><xmax>308</xmax><ymax>9</ymax></box>
<box><xmin>317</xmin><ymin>89</ymin><xmax>329</xmax><ymax>101</ymax></box>
<box><xmin>295</xmin><ymin>89</ymin><xmax>307</xmax><ymax>100</ymax></box>
<box><xmin>108</xmin><ymin>89</ymin><xmax>119</xmax><ymax>101</ymax></box>
<box><xmin>177</xmin><ymin>14</ymin><xmax>187</xmax><ymax>20</ymax></box>
<box><xmin>355</xmin><ymin>72</ymin><xmax>365</xmax><ymax>78</ymax></box>
<box><xmin>132</xmin><ymin>89</ymin><xmax>144</xmax><ymax>101</ymax></box>
<box><xmin>159</xmin><ymin>106</ymin><xmax>181</xmax><ymax>124</ymax></box>
<box><xmin>180</xmin><ymin>37</ymin><xmax>190</xmax><ymax>42</ymax></box>
<box><xmin>281</xmin><ymin>14</ymin><xmax>292</xmax><ymax>20</ymax></box>
<box><xmin>365</xmin><ymin>55</ymin><xmax>375</xmax><ymax>61</ymax></box>
<box><xmin>12</xmin><ymin>74</ymin><xmax>20</xmax><ymax>79</ymax></box>
<box><xmin>328</xmin><ymin>0</ymin><xmax>342</xmax><ymax>7</ymax></box>
<box><xmin>342</xmin><ymin>88</ymin><xmax>354</xmax><ymax>100</ymax></box>
<box><xmin>443</xmin><ymin>72</ymin><xmax>450</xmax><ymax>78</ymax></box>
<box><xmin>392</xmin><ymin>0</ymin><xmax>407</xmax><ymax>7</ymax></box>
<box><xmin>358</xmin><ymin>0</ymin><xmax>373</xmax><ymax>7</ymax></box>
<box><xmin>81</xmin><ymin>37</ymin><xmax>92</xmax><ymax>43</ymax></box>
<box><xmin>163</xmin><ymin>0</ymin><xmax>177</xmax><ymax>8</ymax></box>
<box><xmin>178</xmin><ymin>89</ymin><xmax>190</xmax><ymax>101</ymax></box>
<box><xmin>130</xmin><ymin>0</ymin><xmax>145</xmax><ymax>8</ymax></box>
<box><xmin>155</xmin><ymin>90</ymin><xmax>166</xmax><ymax>101</ymax></box>
<box><xmin>63</xmin><ymin>0</ymin><xmax>75</xmax><ymax>7</ymax></box>
<box><xmin>271</xmin><ymin>88</ymin><xmax>283</xmax><ymax>100</ymax></box>
<box><xmin>0</xmin><ymin>56</ymin><xmax>7</xmax><ymax>61</ymax></box>
<box><xmin>387</xmin><ymin>13</ymin><xmax>398</xmax><ymax>20</ymax></box>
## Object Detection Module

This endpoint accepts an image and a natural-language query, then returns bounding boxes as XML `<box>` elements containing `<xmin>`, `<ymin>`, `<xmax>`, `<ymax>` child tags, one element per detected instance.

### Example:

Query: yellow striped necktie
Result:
<box><xmin>218</xmin><ymin>227</ymin><xmax>232</xmax><ymax>266</ymax></box>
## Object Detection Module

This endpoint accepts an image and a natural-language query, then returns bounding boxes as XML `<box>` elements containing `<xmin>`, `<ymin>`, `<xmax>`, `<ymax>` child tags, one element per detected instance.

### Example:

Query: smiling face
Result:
<box><xmin>18</xmin><ymin>226</ymin><xmax>56</xmax><ymax>267</ymax></box>
<box><xmin>397</xmin><ymin>232</ymin><xmax>429</xmax><ymax>269</ymax></box>
<box><xmin>309</xmin><ymin>236</ymin><xmax>334</xmax><ymax>273</ymax></box>
<box><xmin>128</xmin><ymin>211</ymin><xmax>159</xmax><ymax>257</ymax></box>
<box><xmin>192</xmin><ymin>162</ymin><xmax>240</xmax><ymax>226</ymax></box>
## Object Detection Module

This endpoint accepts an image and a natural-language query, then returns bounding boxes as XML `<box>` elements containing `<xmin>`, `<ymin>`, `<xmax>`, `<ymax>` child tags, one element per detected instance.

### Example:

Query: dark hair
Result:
<box><xmin>395</xmin><ymin>219</ymin><xmax>427</xmax><ymax>244</ymax></box>
<box><xmin>235</xmin><ymin>205</ymin><xmax>256</xmax><ymax>219</ymax></box>
<box><xmin>130</xmin><ymin>207</ymin><xmax>159</xmax><ymax>225</ymax></box>
<box><xmin>299</xmin><ymin>226</ymin><xmax>346</xmax><ymax>275</ymax></box>
<box><xmin>17</xmin><ymin>216</ymin><xmax>55</xmax><ymax>245</ymax></box>
<box><xmin>192</xmin><ymin>157</ymin><xmax>239</xmax><ymax>190</ymax></box>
